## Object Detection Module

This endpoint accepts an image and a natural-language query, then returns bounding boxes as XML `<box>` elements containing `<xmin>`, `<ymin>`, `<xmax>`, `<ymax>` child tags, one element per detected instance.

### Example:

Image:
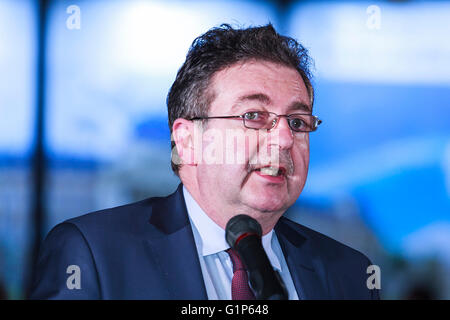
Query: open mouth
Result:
<box><xmin>253</xmin><ymin>166</ymin><xmax>286</xmax><ymax>177</ymax></box>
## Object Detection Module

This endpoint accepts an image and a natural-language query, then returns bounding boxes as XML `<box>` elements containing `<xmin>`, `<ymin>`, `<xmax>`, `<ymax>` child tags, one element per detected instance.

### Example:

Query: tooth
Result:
<box><xmin>260</xmin><ymin>167</ymin><xmax>279</xmax><ymax>176</ymax></box>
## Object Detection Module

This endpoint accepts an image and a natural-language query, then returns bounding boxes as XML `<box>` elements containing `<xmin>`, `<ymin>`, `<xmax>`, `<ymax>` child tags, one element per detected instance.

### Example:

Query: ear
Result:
<box><xmin>172</xmin><ymin>118</ymin><xmax>197</xmax><ymax>166</ymax></box>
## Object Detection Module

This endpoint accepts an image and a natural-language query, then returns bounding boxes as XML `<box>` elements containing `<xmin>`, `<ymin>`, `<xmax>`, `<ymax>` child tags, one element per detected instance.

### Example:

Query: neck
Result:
<box><xmin>180</xmin><ymin>168</ymin><xmax>282</xmax><ymax>235</ymax></box>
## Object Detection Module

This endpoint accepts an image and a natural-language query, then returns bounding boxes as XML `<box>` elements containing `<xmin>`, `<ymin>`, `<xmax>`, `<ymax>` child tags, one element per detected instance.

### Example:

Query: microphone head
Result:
<box><xmin>225</xmin><ymin>214</ymin><xmax>262</xmax><ymax>249</ymax></box>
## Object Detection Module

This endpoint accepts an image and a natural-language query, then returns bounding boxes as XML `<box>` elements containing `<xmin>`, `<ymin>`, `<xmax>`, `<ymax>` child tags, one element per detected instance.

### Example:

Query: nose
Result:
<box><xmin>269</xmin><ymin>116</ymin><xmax>294</xmax><ymax>150</ymax></box>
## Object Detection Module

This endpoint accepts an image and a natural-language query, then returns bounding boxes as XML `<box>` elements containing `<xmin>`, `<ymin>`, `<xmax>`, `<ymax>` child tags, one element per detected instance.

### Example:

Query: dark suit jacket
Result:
<box><xmin>29</xmin><ymin>184</ymin><xmax>380</xmax><ymax>299</ymax></box>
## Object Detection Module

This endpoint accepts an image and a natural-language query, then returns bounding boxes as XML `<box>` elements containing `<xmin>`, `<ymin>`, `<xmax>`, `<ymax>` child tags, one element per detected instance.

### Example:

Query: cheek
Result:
<box><xmin>293</xmin><ymin>134</ymin><xmax>310</xmax><ymax>174</ymax></box>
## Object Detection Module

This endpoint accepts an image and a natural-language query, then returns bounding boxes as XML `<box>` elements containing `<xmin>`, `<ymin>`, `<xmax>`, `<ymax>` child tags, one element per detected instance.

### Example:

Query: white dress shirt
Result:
<box><xmin>183</xmin><ymin>186</ymin><xmax>299</xmax><ymax>300</ymax></box>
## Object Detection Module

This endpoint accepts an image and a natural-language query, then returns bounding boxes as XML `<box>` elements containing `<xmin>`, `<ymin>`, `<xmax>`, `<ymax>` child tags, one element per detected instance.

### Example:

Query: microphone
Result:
<box><xmin>225</xmin><ymin>214</ymin><xmax>288</xmax><ymax>300</ymax></box>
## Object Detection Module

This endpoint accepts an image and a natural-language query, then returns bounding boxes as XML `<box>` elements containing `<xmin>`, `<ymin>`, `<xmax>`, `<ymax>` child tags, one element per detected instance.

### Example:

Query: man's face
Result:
<box><xmin>194</xmin><ymin>60</ymin><xmax>311</xmax><ymax>228</ymax></box>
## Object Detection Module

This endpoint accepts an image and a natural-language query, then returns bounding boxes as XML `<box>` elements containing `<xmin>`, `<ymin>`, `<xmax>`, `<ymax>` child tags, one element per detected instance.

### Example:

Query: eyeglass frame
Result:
<box><xmin>189</xmin><ymin>111</ymin><xmax>322</xmax><ymax>133</ymax></box>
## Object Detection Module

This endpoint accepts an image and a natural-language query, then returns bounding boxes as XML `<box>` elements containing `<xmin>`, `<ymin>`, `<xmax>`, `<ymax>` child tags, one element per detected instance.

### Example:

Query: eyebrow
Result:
<box><xmin>234</xmin><ymin>93</ymin><xmax>271</xmax><ymax>108</ymax></box>
<box><xmin>288</xmin><ymin>101</ymin><xmax>312</xmax><ymax>113</ymax></box>
<box><xmin>232</xmin><ymin>93</ymin><xmax>311</xmax><ymax>114</ymax></box>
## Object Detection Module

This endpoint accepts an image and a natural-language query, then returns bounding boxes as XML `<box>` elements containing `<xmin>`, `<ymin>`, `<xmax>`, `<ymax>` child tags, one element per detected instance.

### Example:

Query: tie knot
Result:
<box><xmin>226</xmin><ymin>248</ymin><xmax>246</xmax><ymax>273</ymax></box>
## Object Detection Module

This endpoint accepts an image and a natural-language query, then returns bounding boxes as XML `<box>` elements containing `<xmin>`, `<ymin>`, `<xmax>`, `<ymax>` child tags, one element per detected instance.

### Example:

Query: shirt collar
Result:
<box><xmin>183</xmin><ymin>186</ymin><xmax>281</xmax><ymax>271</ymax></box>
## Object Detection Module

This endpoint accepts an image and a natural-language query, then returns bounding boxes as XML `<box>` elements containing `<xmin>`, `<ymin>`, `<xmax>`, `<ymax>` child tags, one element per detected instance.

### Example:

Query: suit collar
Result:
<box><xmin>149</xmin><ymin>183</ymin><xmax>190</xmax><ymax>234</ymax></box>
<box><xmin>146</xmin><ymin>183</ymin><xmax>208</xmax><ymax>299</ymax></box>
<box><xmin>275</xmin><ymin>217</ymin><xmax>329</xmax><ymax>299</ymax></box>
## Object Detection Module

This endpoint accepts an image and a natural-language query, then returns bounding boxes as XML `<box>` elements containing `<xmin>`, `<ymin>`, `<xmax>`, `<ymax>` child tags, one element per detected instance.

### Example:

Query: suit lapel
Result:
<box><xmin>145</xmin><ymin>184</ymin><xmax>208</xmax><ymax>299</ymax></box>
<box><xmin>275</xmin><ymin>217</ymin><xmax>330</xmax><ymax>299</ymax></box>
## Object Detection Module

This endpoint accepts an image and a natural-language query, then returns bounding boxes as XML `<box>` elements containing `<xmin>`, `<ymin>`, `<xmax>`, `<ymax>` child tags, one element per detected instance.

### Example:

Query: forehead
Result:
<box><xmin>208</xmin><ymin>60</ymin><xmax>310</xmax><ymax>114</ymax></box>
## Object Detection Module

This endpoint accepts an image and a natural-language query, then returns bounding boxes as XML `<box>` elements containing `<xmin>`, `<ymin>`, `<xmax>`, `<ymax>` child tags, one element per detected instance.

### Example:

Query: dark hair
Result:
<box><xmin>167</xmin><ymin>23</ymin><xmax>314</xmax><ymax>176</ymax></box>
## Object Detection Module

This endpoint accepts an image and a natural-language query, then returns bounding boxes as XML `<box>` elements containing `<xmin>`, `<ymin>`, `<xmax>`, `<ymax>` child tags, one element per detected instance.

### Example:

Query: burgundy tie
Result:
<box><xmin>226</xmin><ymin>248</ymin><xmax>256</xmax><ymax>300</ymax></box>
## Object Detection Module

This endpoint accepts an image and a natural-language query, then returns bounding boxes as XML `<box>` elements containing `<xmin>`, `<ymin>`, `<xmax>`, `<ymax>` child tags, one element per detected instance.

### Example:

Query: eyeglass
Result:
<box><xmin>190</xmin><ymin>111</ymin><xmax>322</xmax><ymax>132</ymax></box>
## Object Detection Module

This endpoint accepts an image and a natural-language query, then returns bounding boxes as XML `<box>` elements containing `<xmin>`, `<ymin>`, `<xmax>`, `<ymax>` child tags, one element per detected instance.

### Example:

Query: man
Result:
<box><xmin>29</xmin><ymin>24</ymin><xmax>380</xmax><ymax>299</ymax></box>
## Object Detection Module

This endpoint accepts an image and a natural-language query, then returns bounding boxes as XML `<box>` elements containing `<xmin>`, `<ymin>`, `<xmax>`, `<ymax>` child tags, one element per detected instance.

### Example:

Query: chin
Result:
<box><xmin>257</xmin><ymin>203</ymin><xmax>287</xmax><ymax>213</ymax></box>
<box><xmin>242</xmin><ymin>178</ymin><xmax>301</xmax><ymax>212</ymax></box>
<box><xmin>244</xmin><ymin>193</ymin><xmax>290</xmax><ymax>213</ymax></box>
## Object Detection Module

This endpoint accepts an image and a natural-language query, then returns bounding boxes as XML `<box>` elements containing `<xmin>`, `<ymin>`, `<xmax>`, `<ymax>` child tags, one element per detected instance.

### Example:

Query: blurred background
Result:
<box><xmin>0</xmin><ymin>0</ymin><xmax>449</xmax><ymax>299</ymax></box>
